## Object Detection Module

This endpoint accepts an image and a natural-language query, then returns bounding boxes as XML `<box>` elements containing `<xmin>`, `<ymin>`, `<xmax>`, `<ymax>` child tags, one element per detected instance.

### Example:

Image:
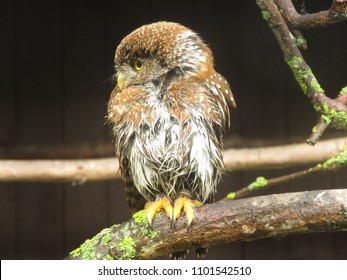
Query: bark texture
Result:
<box><xmin>66</xmin><ymin>189</ymin><xmax>347</xmax><ymax>260</ymax></box>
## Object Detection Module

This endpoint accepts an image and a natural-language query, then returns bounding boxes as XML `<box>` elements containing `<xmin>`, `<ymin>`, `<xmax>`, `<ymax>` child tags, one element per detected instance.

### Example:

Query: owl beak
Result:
<box><xmin>117</xmin><ymin>72</ymin><xmax>125</xmax><ymax>90</ymax></box>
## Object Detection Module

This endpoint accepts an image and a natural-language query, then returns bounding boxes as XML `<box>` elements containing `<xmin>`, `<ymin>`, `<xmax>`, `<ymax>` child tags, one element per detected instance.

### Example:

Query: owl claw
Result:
<box><xmin>145</xmin><ymin>195</ymin><xmax>202</xmax><ymax>229</ymax></box>
<box><xmin>173</xmin><ymin>195</ymin><xmax>202</xmax><ymax>230</ymax></box>
<box><xmin>145</xmin><ymin>196</ymin><xmax>173</xmax><ymax>226</ymax></box>
<box><xmin>147</xmin><ymin>213</ymin><xmax>153</xmax><ymax>228</ymax></box>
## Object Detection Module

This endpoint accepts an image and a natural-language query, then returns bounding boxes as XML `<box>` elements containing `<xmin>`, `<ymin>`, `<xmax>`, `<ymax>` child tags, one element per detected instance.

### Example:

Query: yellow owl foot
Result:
<box><xmin>173</xmin><ymin>195</ymin><xmax>202</xmax><ymax>229</ymax></box>
<box><xmin>145</xmin><ymin>196</ymin><xmax>173</xmax><ymax>226</ymax></box>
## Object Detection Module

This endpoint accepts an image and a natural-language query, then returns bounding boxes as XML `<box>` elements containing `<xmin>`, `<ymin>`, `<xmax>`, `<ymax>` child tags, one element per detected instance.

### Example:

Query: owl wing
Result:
<box><xmin>108</xmin><ymin>87</ymin><xmax>147</xmax><ymax>214</ymax></box>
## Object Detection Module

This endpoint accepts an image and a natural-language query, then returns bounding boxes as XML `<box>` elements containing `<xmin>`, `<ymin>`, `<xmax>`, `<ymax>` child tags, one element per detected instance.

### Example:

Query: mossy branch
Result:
<box><xmin>66</xmin><ymin>189</ymin><xmax>347</xmax><ymax>260</ymax></box>
<box><xmin>276</xmin><ymin>0</ymin><xmax>347</xmax><ymax>29</ymax></box>
<box><xmin>256</xmin><ymin>0</ymin><xmax>347</xmax><ymax>145</ymax></box>
<box><xmin>228</xmin><ymin>145</ymin><xmax>347</xmax><ymax>200</ymax></box>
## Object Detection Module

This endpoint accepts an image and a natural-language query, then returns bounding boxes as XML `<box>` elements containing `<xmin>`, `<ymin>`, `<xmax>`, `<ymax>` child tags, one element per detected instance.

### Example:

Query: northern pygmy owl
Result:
<box><xmin>108</xmin><ymin>21</ymin><xmax>236</xmax><ymax>259</ymax></box>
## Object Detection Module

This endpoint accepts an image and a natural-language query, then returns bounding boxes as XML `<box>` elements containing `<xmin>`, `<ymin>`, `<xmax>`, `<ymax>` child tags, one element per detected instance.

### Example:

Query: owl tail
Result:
<box><xmin>124</xmin><ymin>180</ymin><xmax>147</xmax><ymax>214</ymax></box>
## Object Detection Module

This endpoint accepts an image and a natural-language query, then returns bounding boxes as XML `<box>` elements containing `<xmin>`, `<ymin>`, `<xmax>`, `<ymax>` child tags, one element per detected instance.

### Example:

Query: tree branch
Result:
<box><xmin>66</xmin><ymin>189</ymin><xmax>347</xmax><ymax>260</ymax></box>
<box><xmin>0</xmin><ymin>137</ymin><xmax>329</xmax><ymax>159</ymax></box>
<box><xmin>0</xmin><ymin>158</ymin><xmax>119</xmax><ymax>184</ymax></box>
<box><xmin>256</xmin><ymin>0</ymin><xmax>347</xmax><ymax>144</ymax></box>
<box><xmin>276</xmin><ymin>0</ymin><xmax>347</xmax><ymax>29</ymax></box>
<box><xmin>228</xmin><ymin>147</ymin><xmax>347</xmax><ymax>200</ymax></box>
<box><xmin>0</xmin><ymin>137</ymin><xmax>345</xmax><ymax>183</ymax></box>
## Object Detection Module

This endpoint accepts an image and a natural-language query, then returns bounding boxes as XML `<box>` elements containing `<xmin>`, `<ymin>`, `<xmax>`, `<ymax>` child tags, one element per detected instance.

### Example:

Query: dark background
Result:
<box><xmin>0</xmin><ymin>0</ymin><xmax>346</xmax><ymax>259</ymax></box>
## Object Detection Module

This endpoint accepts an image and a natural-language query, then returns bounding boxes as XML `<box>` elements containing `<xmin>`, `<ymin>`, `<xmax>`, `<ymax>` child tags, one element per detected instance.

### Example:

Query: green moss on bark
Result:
<box><xmin>119</xmin><ymin>236</ymin><xmax>137</xmax><ymax>260</ymax></box>
<box><xmin>248</xmin><ymin>177</ymin><xmax>268</xmax><ymax>191</ymax></box>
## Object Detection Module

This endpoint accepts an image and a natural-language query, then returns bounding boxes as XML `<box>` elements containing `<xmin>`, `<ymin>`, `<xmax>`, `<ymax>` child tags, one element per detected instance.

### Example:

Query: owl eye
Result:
<box><xmin>133</xmin><ymin>60</ymin><xmax>144</xmax><ymax>71</ymax></box>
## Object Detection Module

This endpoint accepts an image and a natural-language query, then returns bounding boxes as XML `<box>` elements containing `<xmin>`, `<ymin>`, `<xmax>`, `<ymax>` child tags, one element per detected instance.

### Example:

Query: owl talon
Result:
<box><xmin>145</xmin><ymin>196</ymin><xmax>173</xmax><ymax>226</ymax></box>
<box><xmin>173</xmin><ymin>195</ymin><xmax>202</xmax><ymax>229</ymax></box>
<box><xmin>196</xmin><ymin>247</ymin><xmax>208</xmax><ymax>259</ymax></box>
<box><xmin>147</xmin><ymin>213</ymin><xmax>154</xmax><ymax>228</ymax></box>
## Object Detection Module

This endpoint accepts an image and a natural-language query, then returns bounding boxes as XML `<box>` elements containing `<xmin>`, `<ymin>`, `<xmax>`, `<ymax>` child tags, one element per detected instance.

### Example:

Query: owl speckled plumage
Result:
<box><xmin>108</xmin><ymin>22</ymin><xmax>235</xmax><ymax>258</ymax></box>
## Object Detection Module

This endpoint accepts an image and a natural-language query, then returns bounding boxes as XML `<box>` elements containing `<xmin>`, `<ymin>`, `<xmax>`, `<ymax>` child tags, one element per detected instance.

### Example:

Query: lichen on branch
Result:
<box><xmin>67</xmin><ymin>210</ymin><xmax>160</xmax><ymax>260</ymax></box>
<box><xmin>275</xmin><ymin>0</ymin><xmax>347</xmax><ymax>29</ymax></box>
<box><xmin>256</xmin><ymin>0</ymin><xmax>347</xmax><ymax>145</ymax></box>
<box><xmin>228</xmin><ymin>144</ymin><xmax>347</xmax><ymax>200</ymax></box>
<box><xmin>66</xmin><ymin>189</ymin><xmax>347</xmax><ymax>260</ymax></box>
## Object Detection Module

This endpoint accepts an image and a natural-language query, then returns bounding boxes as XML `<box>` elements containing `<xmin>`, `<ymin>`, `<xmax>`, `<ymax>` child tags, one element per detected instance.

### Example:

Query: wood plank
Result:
<box><xmin>0</xmin><ymin>0</ymin><xmax>17</xmax><ymax>259</ymax></box>
<box><xmin>0</xmin><ymin>0</ymin><xmax>16</xmax><ymax>147</ymax></box>
<box><xmin>62</xmin><ymin>0</ymin><xmax>110</xmax><ymax>145</ymax></box>
<box><xmin>62</xmin><ymin>0</ymin><xmax>112</xmax><ymax>257</ymax></box>
<box><xmin>14</xmin><ymin>0</ymin><xmax>64</xmax><ymax>259</ymax></box>
<box><xmin>64</xmin><ymin>183</ymin><xmax>109</xmax><ymax>256</ymax></box>
<box><xmin>0</xmin><ymin>185</ymin><xmax>16</xmax><ymax>259</ymax></box>
<box><xmin>16</xmin><ymin>2</ymin><xmax>64</xmax><ymax>145</ymax></box>
<box><xmin>329</xmin><ymin>21</ymin><xmax>347</xmax><ymax>95</ymax></box>
<box><xmin>243</xmin><ymin>238</ymin><xmax>292</xmax><ymax>260</ymax></box>
<box><xmin>16</xmin><ymin>184</ymin><xmax>63</xmax><ymax>259</ymax></box>
<box><xmin>334</xmin><ymin>232</ymin><xmax>347</xmax><ymax>260</ymax></box>
<box><xmin>290</xmin><ymin>233</ymin><xmax>334</xmax><ymax>259</ymax></box>
<box><xmin>233</xmin><ymin>2</ymin><xmax>290</xmax><ymax>139</ymax></box>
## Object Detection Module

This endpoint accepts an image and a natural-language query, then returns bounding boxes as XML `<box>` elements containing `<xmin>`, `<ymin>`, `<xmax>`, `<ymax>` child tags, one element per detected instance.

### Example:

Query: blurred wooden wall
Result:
<box><xmin>0</xmin><ymin>0</ymin><xmax>346</xmax><ymax>259</ymax></box>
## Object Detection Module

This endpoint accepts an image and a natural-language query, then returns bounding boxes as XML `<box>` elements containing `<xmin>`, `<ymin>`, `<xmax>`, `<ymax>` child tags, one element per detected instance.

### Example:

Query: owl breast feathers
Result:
<box><xmin>108</xmin><ymin>21</ymin><xmax>235</xmax><ymax>224</ymax></box>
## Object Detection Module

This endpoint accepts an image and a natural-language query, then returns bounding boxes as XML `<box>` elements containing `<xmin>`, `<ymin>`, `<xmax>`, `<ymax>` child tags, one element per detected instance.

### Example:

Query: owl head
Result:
<box><xmin>114</xmin><ymin>21</ymin><xmax>215</xmax><ymax>90</ymax></box>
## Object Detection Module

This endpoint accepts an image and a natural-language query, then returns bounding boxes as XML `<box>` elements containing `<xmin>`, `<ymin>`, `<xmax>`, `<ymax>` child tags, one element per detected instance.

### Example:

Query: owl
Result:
<box><xmin>107</xmin><ymin>21</ymin><xmax>236</xmax><ymax>259</ymax></box>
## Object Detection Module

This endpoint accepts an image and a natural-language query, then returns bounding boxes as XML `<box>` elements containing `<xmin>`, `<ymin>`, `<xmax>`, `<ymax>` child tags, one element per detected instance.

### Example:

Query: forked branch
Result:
<box><xmin>276</xmin><ymin>0</ymin><xmax>347</xmax><ymax>29</ymax></box>
<box><xmin>256</xmin><ymin>0</ymin><xmax>347</xmax><ymax>145</ymax></box>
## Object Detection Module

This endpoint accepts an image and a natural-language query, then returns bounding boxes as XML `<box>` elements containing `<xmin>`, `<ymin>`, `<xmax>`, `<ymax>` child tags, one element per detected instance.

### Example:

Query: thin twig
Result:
<box><xmin>307</xmin><ymin>116</ymin><xmax>329</xmax><ymax>146</ymax></box>
<box><xmin>228</xmin><ymin>145</ymin><xmax>347</xmax><ymax>200</ymax></box>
